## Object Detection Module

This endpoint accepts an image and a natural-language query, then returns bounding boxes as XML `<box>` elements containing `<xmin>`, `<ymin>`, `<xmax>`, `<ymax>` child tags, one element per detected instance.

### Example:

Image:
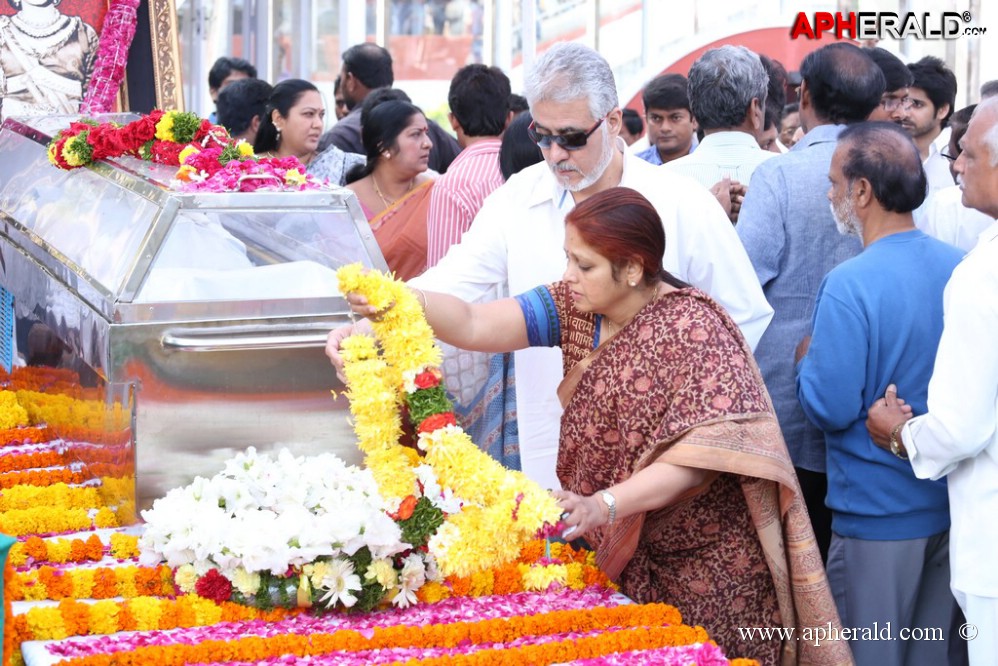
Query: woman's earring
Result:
<box><xmin>383</xmin><ymin>151</ymin><xmax>391</xmax><ymax>159</ymax></box>
<box><xmin>276</xmin><ymin>128</ymin><xmax>282</xmax><ymax>143</ymax></box>
<box><xmin>628</xmin><ymin>280</ymin><xmax>637</xmax><ymax>287</ymax></box>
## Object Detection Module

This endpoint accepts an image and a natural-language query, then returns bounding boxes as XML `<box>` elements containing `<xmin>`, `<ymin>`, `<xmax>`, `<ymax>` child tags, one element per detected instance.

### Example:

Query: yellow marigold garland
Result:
<box><xmin>9</xmin><ymin>564</ymin><xmax>175</xmax><ymax>601</ymax></box>
<box><xmin>335</xmin><ymin>265</ymin><xmax>563</xmax><ymax>578</ymax></box>
<box><xmin>0</xmin><ymin>391</ymin><xmax>29</xmax><ymax>430</ymax></box>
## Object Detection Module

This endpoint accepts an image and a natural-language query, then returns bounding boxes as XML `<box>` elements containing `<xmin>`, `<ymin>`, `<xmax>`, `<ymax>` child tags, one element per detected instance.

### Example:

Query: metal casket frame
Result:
<box><xmin>0</xmin><ymin>114</ymin><xmax>387</xmax><ymax>507</ymax></box>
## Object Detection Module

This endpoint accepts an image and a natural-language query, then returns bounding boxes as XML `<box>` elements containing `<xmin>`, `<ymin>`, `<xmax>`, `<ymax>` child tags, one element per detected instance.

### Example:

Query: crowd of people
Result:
<box><xmin>205</xmin><ymin>41</ymin><xmax>998</xmax><ymax>666</ymax></box>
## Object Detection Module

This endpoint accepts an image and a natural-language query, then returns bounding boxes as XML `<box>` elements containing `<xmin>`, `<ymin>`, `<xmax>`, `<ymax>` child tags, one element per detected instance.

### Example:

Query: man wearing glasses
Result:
<box><xmin>326</xmin><ymin>42</ymin><xmax>772</xmax><ymax>490</ymax></box>
<box><xmin>864</xmin><ymin>47</ymin><xmax>912</xmax><ymax>124</ymax></box>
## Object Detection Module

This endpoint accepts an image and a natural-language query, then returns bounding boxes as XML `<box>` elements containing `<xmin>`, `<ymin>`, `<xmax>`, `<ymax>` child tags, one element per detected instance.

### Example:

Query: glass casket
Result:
<box><xmin>0</xmin><ymin>115</ymin><xmax>387</xmax><ymax>506</ymax></box>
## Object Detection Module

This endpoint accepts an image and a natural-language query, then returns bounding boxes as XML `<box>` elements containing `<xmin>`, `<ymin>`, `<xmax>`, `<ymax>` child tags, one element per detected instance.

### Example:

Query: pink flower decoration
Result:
<box><xmin>81</xmin><ymin>0</ymin><xmax>142</xmax><ymax>114</ymax></box>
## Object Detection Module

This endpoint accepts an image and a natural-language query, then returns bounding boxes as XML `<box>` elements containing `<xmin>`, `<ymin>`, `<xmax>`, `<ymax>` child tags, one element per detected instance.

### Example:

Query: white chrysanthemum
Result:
<box><xmin>317</xmin><ymin>558</ymin><xmax>363</xmax><ymax>608</ymax></box>
<box><xmin>392</xmin><ymin>553</ymin><xmax>426</xmax><ymax>609</ymax></box>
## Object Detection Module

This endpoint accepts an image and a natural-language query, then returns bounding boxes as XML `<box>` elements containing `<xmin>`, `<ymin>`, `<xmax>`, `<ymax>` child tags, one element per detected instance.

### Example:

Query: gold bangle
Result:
<box><xmin>889</xmin><ymin>422</ymin><xmax>908</xmax><ymax>460</ymax></box>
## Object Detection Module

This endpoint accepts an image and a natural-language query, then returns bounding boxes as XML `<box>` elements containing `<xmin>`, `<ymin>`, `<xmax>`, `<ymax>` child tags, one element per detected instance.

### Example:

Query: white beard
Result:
<box><xmin>830</xmin><ymin>199</ymin><xmax>862</xmax><ymax>238</ymax></box>
<box><xmin>550</xmin><ymin>126</ymin><xmax>616</xmax><ymax>193</ymax></box>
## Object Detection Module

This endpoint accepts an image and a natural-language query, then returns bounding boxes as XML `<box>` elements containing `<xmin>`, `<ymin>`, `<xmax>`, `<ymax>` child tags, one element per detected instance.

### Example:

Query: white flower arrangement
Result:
<box><xmin>139</xmin><ymin>447</ymin><xmax>419</xmax><ymax>612</ymax></box>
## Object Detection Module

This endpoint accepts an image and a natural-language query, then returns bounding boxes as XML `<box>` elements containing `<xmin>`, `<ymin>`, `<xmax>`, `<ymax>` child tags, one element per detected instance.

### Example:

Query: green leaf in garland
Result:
<box><xmin>397</xmin><ymin>496</ymin><xmax>445</xmax><ymax>549</ymax></box>
<box><xmin>139</xmin><ymin>139</ymin><xmax>155</xmax><ymax>160</ymax></box>
<box><xmin>64</xmin><ymin>132</ymin><xmax>94</xmax><ymax>166</ymax></box>
<box><xmin>170</xmin><ymin>111</ymin><xmax>203</xmax><ymax>144</ymax></box>
<box><xmin>406</xmin><ymin>385</ymin><xmax>452</xmax><ymax>426</ymax></box>
<box><xmin>219</xmin><ymin>142</ymin><xmax>243</xmax><ymax>165</ymax></box>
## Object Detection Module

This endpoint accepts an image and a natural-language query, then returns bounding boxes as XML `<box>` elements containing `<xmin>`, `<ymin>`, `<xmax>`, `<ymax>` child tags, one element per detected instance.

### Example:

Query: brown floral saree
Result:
<box><xmin>547</xmin><ymin>282</ymin><xmax>851</xmax><ymax>666</ymax></box>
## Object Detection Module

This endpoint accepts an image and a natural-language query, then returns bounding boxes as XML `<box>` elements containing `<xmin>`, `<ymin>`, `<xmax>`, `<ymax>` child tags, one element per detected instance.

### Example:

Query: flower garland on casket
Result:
<box><xmin>334</xmin><ymin>264</ymin><xmax>564</xmax><ymax>580</ymax></box>
<box><xmin>46</xmin><ymin>110</ymin><xmax>327</xmax><ymax>192</ymax></box>
<box><xmin>137</xmin><ymin>266</ymin><xmax>563</xmax><ymax>615</ymax></box>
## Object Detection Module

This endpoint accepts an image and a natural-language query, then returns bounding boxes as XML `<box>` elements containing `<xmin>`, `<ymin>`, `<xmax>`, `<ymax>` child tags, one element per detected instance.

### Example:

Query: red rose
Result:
<box><xmin>413</xmin><ymin>369</ymin><xmax>441</xmax><ymax>389</ymax></box>
<box><xmin>194</xmin><ymin>568</ymin><xmax>232</xmax><ymax>603</ymax></box>
<box><xmin>151</xmin><ymin>140</ymin><xmax>184</xmax><ymax>165</ymax></box>
<box><xmin>417</xmin><ymin>412</ymin><xmax>457</xmax><ymax>434</ymax></box>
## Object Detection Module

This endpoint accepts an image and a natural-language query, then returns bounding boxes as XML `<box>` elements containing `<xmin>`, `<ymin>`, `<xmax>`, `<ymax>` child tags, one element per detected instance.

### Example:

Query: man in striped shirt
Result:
<box><xmin>426</xmin><ymin>64</ymin><xmax>512</xmax><ymax>267</ymax></box>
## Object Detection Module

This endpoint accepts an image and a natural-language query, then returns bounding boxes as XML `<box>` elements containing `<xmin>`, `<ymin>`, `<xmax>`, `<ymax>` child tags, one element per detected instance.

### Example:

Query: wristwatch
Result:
<box><xmin>599</xmin><ymin>490</ymin><xmax>617</xmax><ymax>526</ymax></box>
<box><xmin>888</xmin><ymin>423</ymin><xmax>909</xmax><ymax>460</ymax></box>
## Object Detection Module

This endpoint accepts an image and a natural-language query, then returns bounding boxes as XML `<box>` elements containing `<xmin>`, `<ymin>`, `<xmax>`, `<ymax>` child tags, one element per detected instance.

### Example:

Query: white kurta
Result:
<box><xmin>915</xmin><ymin>185</ymin><xmax>995</xmax><ymax>253</ymax></box>
<box><xmin>902</xmin><ymin>220</ymin><xmax>998</xmax><ymax>597</ymax></box>
<box><xmin>411</xmin><ymin>141</ymin><xmax>773</xmax><ymax>489</ymax></box>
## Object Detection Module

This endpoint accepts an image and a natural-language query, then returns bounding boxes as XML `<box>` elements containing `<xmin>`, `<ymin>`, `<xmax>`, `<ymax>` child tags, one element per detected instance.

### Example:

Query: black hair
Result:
<box><xmin>208</xmin><ymin>57</ymin><xmax>257</xmax><ymax>91</ymax></box>
<box><xmin>800</xmin><ymin>43</ymin><xmax>885</xmax><ymax>125</ymax></box>
<box><xmin>838</xmin><ymin>121</ymin><xmax>927</xmax><ymax>213</ymax></box>
<box><xmin>908</xmin><ymin>56</ymin><xmax>957</xmax><ymax>125</ymax></box>
<box><xmin>499</xmin><ymin>111</ymin><xmax>543</xmax><ymax>181</ymax></box>
<box><xmin>342</xmin><ymin>43</ymin><xmax>394</xmax><ymax>90</ymax></box>
<box><xmin>508</xmin><ymin>93</ymin><xmax>529</xmax><ymax>115</ymax></box>
<box><xmin>217</xmin><ymin>78</ymin><xmax>273</xmax><ymax>139</ymax></box>
<box><xmin>642</xmin><ymin>73</ymin><xmax>690</xmax><ymax>113</ymax></box>
<box><xmin>359</xmin><ymin>87</ymin><xmax>411</xmax><ymax>128</ymax></box>
<box><xmin>345</xmin><ymin>99</ymin><xmax>424</xmax><ymax>184</ymax></box>
<box><xmin>781</xmin><ymin>102</ymin><xmax>799</xmax><ymax>119</ymax></box>
<box><xmin>949</xmin><ymin>104</ymin><xmax>977</xmax><ymax>149</ymax></box>
<box><xmin>621</xmin><ymin>108</ymin><xmax>644</xmax><ymax>136</ymax></box>
<box><xmin>981</xmin><ymin>80</ymin><xmax>998</xmax><ymax>99</ymax></box>
<box><xmin>252</xmin><ymin>79</ymin><xmax>319</xmax><ymax>154</ymax></box>
<box><xmin>447</xmin><ymin>64</ymin><xmax>511</xmax><ymax>137</ymax></box>
<box><xmin>866</xmin><ymin>47</ymin><xmax>914</xmax><ymax>93</ymax></box>
<box><xmin>759</xmin><ymin>54</ymin><xmax>787</xmax><ymax>130</ymax></box>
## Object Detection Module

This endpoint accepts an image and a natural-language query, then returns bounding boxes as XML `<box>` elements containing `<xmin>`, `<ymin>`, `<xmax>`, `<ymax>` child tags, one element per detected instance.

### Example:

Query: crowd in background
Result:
<box><xmin>207</xmin><ymin>40</ymin><xmax>998</xmax><ymax>666</ymax></box>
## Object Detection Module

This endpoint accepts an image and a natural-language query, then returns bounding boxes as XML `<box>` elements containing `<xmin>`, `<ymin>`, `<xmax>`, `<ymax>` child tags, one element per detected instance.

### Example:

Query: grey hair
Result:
<box><xmin>688</xmin><ymin>45</ymin><xmax>769</xmax><ymax>131</ymax></box>
<box><xmin>524</xmin><ymin>42</ymin><xmax>618</xmax><ymax>120</ymax></box>
<box><xmin>978</xmin><ymin>97</ymin><xmax>998</xmax><ymax>167</ymax></box>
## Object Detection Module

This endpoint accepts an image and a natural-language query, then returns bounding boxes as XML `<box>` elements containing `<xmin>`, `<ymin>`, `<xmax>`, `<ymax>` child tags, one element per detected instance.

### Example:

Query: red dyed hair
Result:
<box><xmin>565</xmin><ymin>187</ymin><xmax>677</xmax><ymax>286</ymax></box>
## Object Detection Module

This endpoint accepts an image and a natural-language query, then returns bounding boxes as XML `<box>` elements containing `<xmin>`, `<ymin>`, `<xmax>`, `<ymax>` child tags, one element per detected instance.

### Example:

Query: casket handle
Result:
<box><xmin>161</xmin><ymin>327</ymin><xmax>334</xmax><ymax>352</ymax></box>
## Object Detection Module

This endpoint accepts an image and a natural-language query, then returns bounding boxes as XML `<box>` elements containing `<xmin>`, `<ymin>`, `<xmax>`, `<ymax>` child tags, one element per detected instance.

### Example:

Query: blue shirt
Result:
<box><xmin>737</xmin><ymin>124</ymin><xmax>863</xmax><ymax>472</ymax></box>
<box><xmin>796</xmin><ymin>230</ymin><xmax>963</xmax><ymax>540</ymax></box>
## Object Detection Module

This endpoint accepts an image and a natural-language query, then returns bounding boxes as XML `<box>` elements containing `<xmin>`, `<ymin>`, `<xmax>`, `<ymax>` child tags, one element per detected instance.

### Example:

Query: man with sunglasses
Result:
<box><xmin>327</xmin><ymin>42</ymin><xmax>772</xmax><ymax>490</ymax></box>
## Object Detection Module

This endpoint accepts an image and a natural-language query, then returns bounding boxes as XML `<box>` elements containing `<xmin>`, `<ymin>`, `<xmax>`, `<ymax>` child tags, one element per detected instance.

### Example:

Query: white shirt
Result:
<box><xmin>915</xmin><ymin>185</ymin><xmax>995</xmax><ymax>253</ymax></box>
<box><xmin>663</xmin><ymin>131</ymin><xmax>776</xmax><ymax>190</ymax></box>
<box><xmin>923</xmin><ymin>139</ymin><xmax>956</xmax><ymax>194</ymax></box>
<box><xmin>902</xmin><ymin>221</ymin><xmax>998</xmax><ymax>597</ymax></box>
<box><xmin>412</xmin><ymin>140</ymin><xmax>774</xmax><ymax>488</ymax></box>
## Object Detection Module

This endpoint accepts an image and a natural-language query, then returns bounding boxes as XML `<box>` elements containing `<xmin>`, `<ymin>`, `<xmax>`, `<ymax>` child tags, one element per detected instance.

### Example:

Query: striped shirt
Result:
<box><xmin>426</xmin><ymin>138</ymin><xmax>505</xmax><ymax>267</ymax></box>
<box><xmin>664</xmin><ymin>131</ymin><xmax>775</xmax><ymax>190</ymax></box>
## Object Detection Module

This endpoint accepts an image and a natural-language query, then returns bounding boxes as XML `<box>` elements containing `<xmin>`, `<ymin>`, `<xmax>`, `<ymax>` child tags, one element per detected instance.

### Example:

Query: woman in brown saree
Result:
<box><xmin>335</xmin><ymin>186</ymin><xmax>851</xmax><ymax>665</ymax></box>
<box><xmin>345</xmin><ymin>99</ymin><xmax>435</xmax><ymax>280</ymax></box>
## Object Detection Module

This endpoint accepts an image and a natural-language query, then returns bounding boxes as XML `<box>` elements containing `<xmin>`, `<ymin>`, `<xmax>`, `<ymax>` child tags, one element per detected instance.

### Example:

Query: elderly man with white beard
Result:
<box><xmin>326</xmin><ymin>42</ymin><xmax>772</xmax><ymax>490</ymax></box>
<box><xmin>867</xmin><ymin>96</ymin><xmax>998</xmax><ymax>666</ymax></box>
<box><xmin>796</xmin><ymin>121</ymin><xmax>966</xmax><ymax>666</ymax></box>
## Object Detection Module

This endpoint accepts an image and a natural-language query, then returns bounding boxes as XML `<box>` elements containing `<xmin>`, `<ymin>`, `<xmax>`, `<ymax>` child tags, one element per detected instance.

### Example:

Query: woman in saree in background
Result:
<box><xmin>0</xmin><ymin>0</ymin><xmax>98</xmax><ymax>119</ymax></box>
<box><xmin>332</xmin><ymin>186</ymin><xmax>852</xmax><ymax>665</ymax></box>
<box><xmin>345</xmin><ymin>99</ymin><xmax>434</xmax><ymax>281</ymax></box>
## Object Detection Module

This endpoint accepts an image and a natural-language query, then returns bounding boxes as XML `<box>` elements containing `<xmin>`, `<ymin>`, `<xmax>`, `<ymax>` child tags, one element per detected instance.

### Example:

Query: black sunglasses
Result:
<box><xmin>527</xmin><ymin>116</ymin><xmax>606</xmax><ymax>151</ymax></box>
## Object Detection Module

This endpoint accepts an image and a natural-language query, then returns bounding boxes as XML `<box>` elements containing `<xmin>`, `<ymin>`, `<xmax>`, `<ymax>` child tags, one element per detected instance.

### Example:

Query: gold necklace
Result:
<box><xmin>372</xmin><ymin>174</ymin><xmax>413</xmax><ymax>209</ymax></box>
<box><xmin>604</xmin><ymin>283</ymin><xmax>666</xmax><ymax>340</ymax></box>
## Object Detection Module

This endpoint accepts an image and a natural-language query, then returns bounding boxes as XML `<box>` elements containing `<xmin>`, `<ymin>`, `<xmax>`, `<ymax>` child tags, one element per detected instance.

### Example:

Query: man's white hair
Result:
<box><xmin>979</xmin><ymin>97</ymin><xmax>998</xmax><ymax>167</ymax></box>
<box><xmin>524</xmin><ymin>43</ymin><xmax>619</xmax><ymax>121</ymax></box>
